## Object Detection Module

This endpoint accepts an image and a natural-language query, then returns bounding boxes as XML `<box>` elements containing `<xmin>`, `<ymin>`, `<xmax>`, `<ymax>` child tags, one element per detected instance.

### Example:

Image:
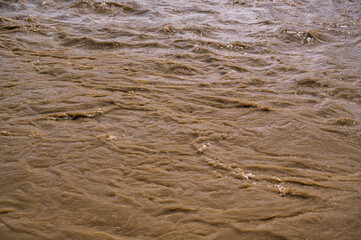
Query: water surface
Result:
<box><xmin>0</xmin><ymin>0</ymin><xmax>360</xmax><ymax>239</ymax></box>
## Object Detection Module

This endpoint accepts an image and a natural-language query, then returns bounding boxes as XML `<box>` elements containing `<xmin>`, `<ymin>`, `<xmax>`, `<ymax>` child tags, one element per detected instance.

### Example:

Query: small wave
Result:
<box><xmin>280</xmin><ymin>29</ymin><xmax>332</xmax><ymax>44</ymax></box>
<box><xmin>70</xmin><ymin>0</ymin><xmax>149</xmax><ymax>15</ymax></box>
<box><xmin>61</xmin><ymin>36</ymin><xmax>168</xmax><ymax>50</ymax></box>
<box><xmin>61</xmin><ymin>36</ymin><xmax>129</xmax><ymax>49</ymax></box>
<box><xmin>152</xmin><ymin>60</ymin><xmax>200</xmax><ymax>76</ymax></box>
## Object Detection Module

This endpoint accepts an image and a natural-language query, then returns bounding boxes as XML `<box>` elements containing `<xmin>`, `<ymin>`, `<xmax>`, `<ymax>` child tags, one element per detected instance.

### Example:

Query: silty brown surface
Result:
<box><xmin>0</xmin><ymin>0</ymin><xmax>360</xmax><ymax>239</ymax></box>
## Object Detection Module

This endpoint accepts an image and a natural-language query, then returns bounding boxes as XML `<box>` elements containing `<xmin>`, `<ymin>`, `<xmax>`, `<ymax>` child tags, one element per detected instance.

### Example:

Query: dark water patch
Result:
<box><xmin>36</xmin><ymin>67</ymin><xmax>67</xmax><ymax>76</ymax></box>
<box><xmin>61</xmin><ymin>36</ymin><xmax>129</xmax><ymax>49</ymax></box>
<box><xmin>70</xmin><ymin>0</ymin><xmax>149</xmax><ymax>15</ymax></box>
<box><xmin>0</xmin><ymin>36</ymin><xmax>28</xmax><ymax>52</ymax></box>
<box><xmin>46</xmin><ymin>112</ymin><xmax>100</xmax><ymax>121</ymax></box>
<box><xmin>173</xmin><ymin>39</ymin><xmax>196</xmax><ymax>50</ymax></box>
<box><xmin>191</xmin><ymin>94</ymin><xmax>273</xmax><ymax>111</ymax></box>
<box><xmin>228</xmin><ymin>0</ymin><xmax>250</xmax><ymax>6</ymax></box>
<box><xmin>332</xmin><ymin>118</ymin><xmax>358</xmax><ymax>126</ymax></box>
<box><xmin>280</xmin><ymin>29</ymin><xmax>331</xmax><ymax>45</ymax></box>
<box><xmin>0</xmin><ymin>25</ymin><xmax>21</xmax><ymax>31</ymax></box>
<box><xmin>155</xmin><ymin>206</ymin><xmax>197</xmax><ymax>216</ymax></box>
<box><xmin>330</xmin><ymin>87</ymin><xmax>361</xmax><ymax>103</ymax></box>
<box><xmin>123</xmin><ymin>59</ymin><xmax>201</xmax><ymax>77</ymax></box>
<box><xmin>43</xmin><ymin>105</ymin><xmax>117</xmax><ymax>120</ymax></box>
<box><xmin>0</xmin><ymin>16</ymin><xmax>57</xmax><ymax>37</ymax></box>
<box><xmin>224</xmin><ymin>64</ymin><xmax>249</xmax><ymax>73</ymax></box>
<box><xmin>154</xmin><ymin>60</ymin><xmax>200</xmax><ymax>76</ymax></box>
<box><xmin>295</xmin><ymin>77</ymin><xmax>330</xmax><ymax>88</ymax></box>
<box><xmin>60</xmin><ymin>36</ymin><xmax>168</xmax><ymax>50</ymax></box>
<box><xmin>0</xmin><ymin>0</ymin><xmax>26</xmax><ymax>11</ymax></box>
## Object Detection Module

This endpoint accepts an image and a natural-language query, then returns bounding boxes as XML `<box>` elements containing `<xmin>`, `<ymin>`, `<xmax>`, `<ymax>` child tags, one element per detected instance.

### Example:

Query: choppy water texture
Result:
<box><xmin>1</xmin><ymin>0</ymin><xmax>361</xmax><ymax>239</ymax></box>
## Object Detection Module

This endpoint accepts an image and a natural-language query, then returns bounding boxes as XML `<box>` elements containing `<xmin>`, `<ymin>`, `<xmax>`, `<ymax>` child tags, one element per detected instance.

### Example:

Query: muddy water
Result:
<box><xmin>0</xmin><ymin>0</ymin><xmax>360</xmax><ymax>239</ymax></box>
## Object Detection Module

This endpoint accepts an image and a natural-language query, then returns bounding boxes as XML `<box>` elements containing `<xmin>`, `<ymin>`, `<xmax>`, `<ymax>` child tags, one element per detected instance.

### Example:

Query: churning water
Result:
<box><xmin>0</xmin><ymin>0</ymin><xmax>360</xmax><ymax>239</ymax></box>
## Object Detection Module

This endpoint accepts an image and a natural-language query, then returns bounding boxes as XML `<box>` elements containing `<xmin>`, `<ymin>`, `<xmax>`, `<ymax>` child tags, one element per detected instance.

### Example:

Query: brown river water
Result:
<box><xmin>0</xmin><ymin>0</ymin><xmax>360</xmax><ymax>239</ymax></box>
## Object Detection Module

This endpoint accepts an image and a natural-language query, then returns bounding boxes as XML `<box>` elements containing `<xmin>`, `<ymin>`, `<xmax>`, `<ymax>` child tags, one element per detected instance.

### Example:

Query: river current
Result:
<box><xmin>0</xmin><ymin>0</ymin><xmax>360</xmax><ymax>239</ymax></box>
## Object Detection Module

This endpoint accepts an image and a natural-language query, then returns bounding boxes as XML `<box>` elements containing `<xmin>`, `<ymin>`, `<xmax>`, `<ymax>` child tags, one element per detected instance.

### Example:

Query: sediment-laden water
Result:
<box><xmin>0</xmin><ymin>0</ymin><xmax>360</xmax><ymax>239</ymax></box>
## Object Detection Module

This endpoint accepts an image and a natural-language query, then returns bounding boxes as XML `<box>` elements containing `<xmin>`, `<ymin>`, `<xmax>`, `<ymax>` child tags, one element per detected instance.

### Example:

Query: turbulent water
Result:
<box><xmin>0</xmin><ymin>0</ymin><xmax>360</xmax><ymax>239</ymax></box>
